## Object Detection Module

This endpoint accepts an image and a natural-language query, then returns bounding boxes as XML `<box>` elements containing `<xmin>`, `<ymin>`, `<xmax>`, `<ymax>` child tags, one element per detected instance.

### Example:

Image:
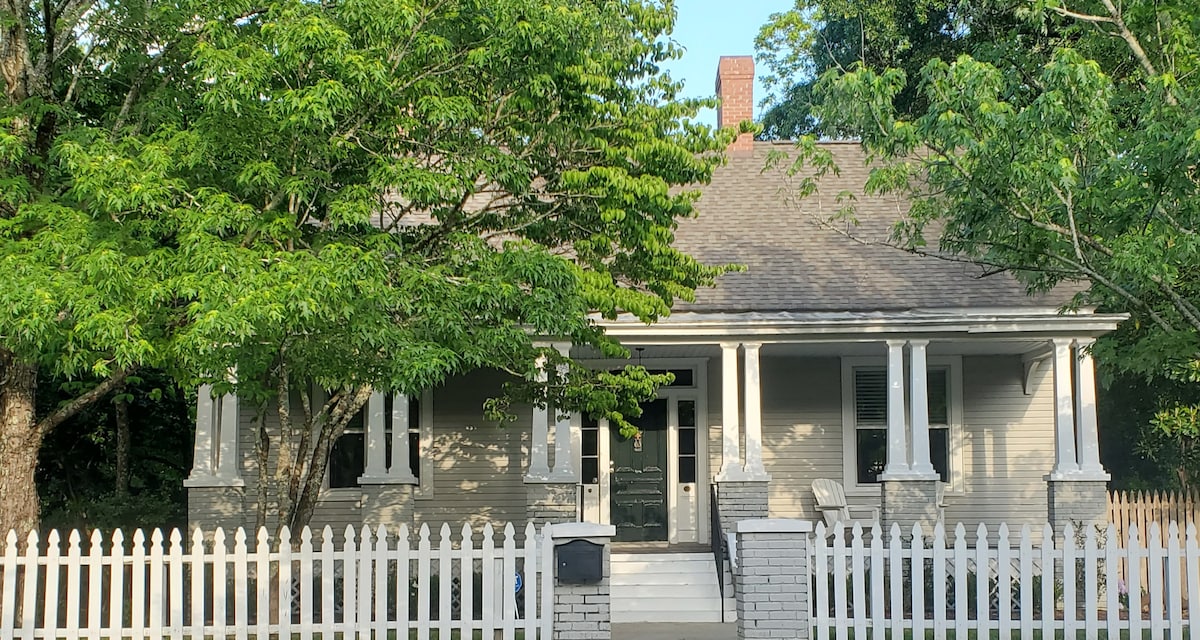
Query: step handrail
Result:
<box><xmin>709</xmin><ymin>483</ymin><xmax>727</xmax><ymax>623</ymax></box>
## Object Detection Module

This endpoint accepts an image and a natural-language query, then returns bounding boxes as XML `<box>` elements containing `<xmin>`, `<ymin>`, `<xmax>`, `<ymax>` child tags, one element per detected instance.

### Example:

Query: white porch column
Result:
<box><xmin>389</xmin><ymin>393</ymin><xmax>419</xmax><ymax>483</ymax></box>
<box><xmin>908</xmin><ymin>340</ymin><xmax>937</xmax><ymax>478</ymax></box>
<box><xmin>880</xmin><ymin>340</ymin><xmax>911</xmax><ymax>478</ymax></box>
<box><xmin>361</xmin><ymin>391</ymin><xmax>388</xmax><ymax>478</ymax></box>
<box><xmin>716</xmin><ymin>342</ymin><xmax>746</xmax><ymax>481</ymax></box>
<box><xmin>549</xmin><ymin>342</ymin><xmax>578</xmax><ymax>482</ymax></box>
<box><xmin>525</xmin><ymin>353</ymin><xmax>552</xmax><ymax>482</ymax></box>
<box><xmin>186</xmin><ymin>385</ymin><xmax>216</xmax><ymax>481</ymax></box>
<box><xmin>1074</xmin><ymin>340</ymin><xmax>1109</xmax><ymax>479</ymax></box>
<box><xmin>742</xmin><ymin>342</ymin><xmax>769</xmax><ymax>479</ymax></box>
<box><xmin>1050</xmin><ymin>338</ymin><xmax>1080</xmax><ymax>477</ymax></box>
<box><xmin>215</xmin><ymin>393</ymin><xmax>240</xmax><ymax>481</ymax></box>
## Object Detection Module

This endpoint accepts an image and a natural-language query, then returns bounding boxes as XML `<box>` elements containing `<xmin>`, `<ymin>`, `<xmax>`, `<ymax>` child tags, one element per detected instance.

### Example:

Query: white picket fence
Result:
<box><xmin>810</xmin><ymin>521</ymin><xmax>1200</xmax><ymax>639</ymax></box>
<box><xmin>0</xmin><ymin>522</ymin><xmax>552</xmax><ymax>639</ymax></box>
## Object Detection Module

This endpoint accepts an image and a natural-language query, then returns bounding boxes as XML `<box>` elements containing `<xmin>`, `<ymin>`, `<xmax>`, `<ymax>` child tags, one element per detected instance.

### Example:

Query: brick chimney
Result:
<box><xmin>715</xmin><ymin>55</ymin><xmax>754</xmax><ymax>155</ymax></box>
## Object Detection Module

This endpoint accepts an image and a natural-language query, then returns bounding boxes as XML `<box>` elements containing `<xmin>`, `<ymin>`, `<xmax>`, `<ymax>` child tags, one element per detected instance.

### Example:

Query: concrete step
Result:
<box><xmin>609</xmin><ymin>552</ymin><xmax>726</xmax><ymax>623</ymax></box>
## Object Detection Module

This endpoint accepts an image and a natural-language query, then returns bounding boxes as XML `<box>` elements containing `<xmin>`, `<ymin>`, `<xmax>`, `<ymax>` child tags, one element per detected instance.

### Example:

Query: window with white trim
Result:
<box><xmin>328</xmin><ymin>407</ymin><xmax>369</xmax><ymax>488</ymax></box>
<box><xmin>327</xmin><ymin>393</ymin><xmax>427</xmax><ymax>489</ymax></box>
<box><xmin>843</xmin><ymin>357</ymin><xmax>959</xmax><ymax>490</ymax></box>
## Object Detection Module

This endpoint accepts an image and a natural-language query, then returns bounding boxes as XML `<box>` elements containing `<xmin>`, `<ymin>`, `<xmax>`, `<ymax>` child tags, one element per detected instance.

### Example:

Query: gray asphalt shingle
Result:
<box><xmin>674</xmin><ymin>141</ymin><xmax>1078</xmax><ymax>313</ymax></box>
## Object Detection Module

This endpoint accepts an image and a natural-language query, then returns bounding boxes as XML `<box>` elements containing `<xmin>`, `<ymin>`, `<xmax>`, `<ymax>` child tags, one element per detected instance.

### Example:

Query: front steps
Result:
<box><xmin>610</xmin><ymin>551</ymin><xmax>732</xmax><ymax>623</ymax></box>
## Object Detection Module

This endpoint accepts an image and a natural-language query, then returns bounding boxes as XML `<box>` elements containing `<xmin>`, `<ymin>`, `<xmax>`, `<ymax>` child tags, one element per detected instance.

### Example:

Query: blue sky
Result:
<box><xmin>661</xmin><ymin>0</ymin><xmax>795</xmax><ymax>127</ymax></box>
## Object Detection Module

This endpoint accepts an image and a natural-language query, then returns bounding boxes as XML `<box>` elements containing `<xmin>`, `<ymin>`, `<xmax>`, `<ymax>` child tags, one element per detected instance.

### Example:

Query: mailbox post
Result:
<box><xmin>548</xmin><ymin>522</ymin><xmax>615</xmax><ymax>640</ymax></box>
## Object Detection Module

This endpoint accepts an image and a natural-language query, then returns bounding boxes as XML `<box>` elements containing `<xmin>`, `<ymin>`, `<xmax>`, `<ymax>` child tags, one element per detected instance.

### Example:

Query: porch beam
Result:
<box><xmin>879</xmin><ymin>340</ymin><xmax>912</xmax><ymax>478</ymax></box>
<box><xmin>716</xmin><ymin>341</ymin><xmax>747</xmax><ymax>481</ymax></box>
<box><xmin>1074</xmin><ymin>339</ymin><xmax>1110</xmax><ymax>479</ymax></box>
<box><xmin>741</xmin><ymin>342</ymin><xmax>769</xmax><ymax>480</ymax></box>
<box><xmin>908</xmin><ymin>340</ymin><xmax>938</xmax><ymax>478</ymax></box>
<box><xmin>1049</xmin><ymin>338</ymin><xmax>1081</xmax><ymax>478</ymax></box>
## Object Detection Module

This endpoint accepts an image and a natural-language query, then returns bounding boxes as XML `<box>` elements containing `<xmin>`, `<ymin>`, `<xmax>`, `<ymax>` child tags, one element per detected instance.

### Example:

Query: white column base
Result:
<box><xmin>183</xmin><ymin>476</ymin><xmax>245</xmax><ymax>488</ymax></box>
<box><xmin>357</xmin><ymin>475</ymin><xmax>419</xmax><ymax>485</ymax></box>
<box><xmin>1045</xmin><ymin>470</ymin><xmax>1111</xmax><ymax>482</ymax></box>
<box><xmin>878</xmin><ymin>471</ymin><xmax>940</xmax><ymax>482</ymax></box>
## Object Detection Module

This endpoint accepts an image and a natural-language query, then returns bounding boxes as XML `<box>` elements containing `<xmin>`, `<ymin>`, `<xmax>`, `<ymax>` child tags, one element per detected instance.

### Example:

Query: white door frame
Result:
<box><xmin>579</xmin><ymin>358</ymin><xmax>709</xmax><ymax>544</ymax></box>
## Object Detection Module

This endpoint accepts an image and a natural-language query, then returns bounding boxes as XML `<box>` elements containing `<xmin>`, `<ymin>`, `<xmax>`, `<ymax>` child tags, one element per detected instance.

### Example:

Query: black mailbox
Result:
<box><xmin>555</xmin><ymin>540</ymin><xmax>604</xmax><ymax>585</ymax></box>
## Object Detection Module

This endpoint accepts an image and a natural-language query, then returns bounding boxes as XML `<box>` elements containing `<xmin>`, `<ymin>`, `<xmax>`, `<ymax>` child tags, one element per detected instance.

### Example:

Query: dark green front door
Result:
<box><xmin>610</xmin><ymin>399</ymin><xmax>668</xmax><ymax>542</ymax></box>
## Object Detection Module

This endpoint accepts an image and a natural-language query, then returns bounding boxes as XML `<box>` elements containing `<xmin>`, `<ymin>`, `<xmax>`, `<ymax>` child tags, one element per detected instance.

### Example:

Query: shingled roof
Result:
<box><xmin>672</xmin><ymin>140</ymin><xmax>1079</xmax><ymax>314</ymax></box>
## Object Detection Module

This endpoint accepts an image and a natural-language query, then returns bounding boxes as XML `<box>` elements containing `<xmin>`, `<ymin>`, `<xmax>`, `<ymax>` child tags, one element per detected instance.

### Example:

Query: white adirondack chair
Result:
<box><xmin>811</xmin><ymin>479</ymin><xmax>880</xmax><ymax>528</ymax></box>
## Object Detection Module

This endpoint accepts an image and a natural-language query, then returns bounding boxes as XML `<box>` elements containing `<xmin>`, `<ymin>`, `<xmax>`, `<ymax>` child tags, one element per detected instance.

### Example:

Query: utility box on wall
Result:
<box><xmin>555</xmin><ymin>539</ymin><xmax>603</xmax><ymax>585</ymax></box>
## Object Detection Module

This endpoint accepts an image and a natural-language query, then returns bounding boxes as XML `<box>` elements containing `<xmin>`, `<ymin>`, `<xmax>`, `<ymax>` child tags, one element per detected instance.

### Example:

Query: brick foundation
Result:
<box><xmin>1047</xmin><ymin>479</ymin><xmax>1108</xmax><ymax>536</ymax></box>
<box><xmin>881</xmin><ymin>479</ymin><xmax>940</xmax><ymax>536</ymax></box>
<box><xmin>527</xmin><ymin>483</ymin><xmax>578</xmax><ymax>525</ymax></box>
<box><xmin>716</xmin><ymin>480</ymin><xmax>769</xmax><ymax>535</ymax></box>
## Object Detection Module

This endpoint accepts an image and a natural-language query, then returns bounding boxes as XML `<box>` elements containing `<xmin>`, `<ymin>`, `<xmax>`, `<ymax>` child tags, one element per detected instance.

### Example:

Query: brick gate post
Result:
<box><xmin>734</xmin><ymin>519</ymin><xmax>812</xmax><ymax>640</ymax></box>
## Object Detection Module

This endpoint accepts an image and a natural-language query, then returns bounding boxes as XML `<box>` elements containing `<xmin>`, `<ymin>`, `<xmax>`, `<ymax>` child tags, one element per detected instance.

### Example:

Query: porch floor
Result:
<box><xmin>613</xmin><ymin>623</ymin><xmax>735</xmax><ymax>639</ymax></box>
<box><xmin>610</xmin><ymin>541</ymin><xmax>711</xmax><ymax>553</ymax></box>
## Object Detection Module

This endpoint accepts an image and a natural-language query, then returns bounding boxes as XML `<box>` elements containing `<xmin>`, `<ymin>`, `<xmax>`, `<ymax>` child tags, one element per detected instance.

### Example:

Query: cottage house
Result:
<box><xmin>184</xmin><ymin>56</ymin><xmax>1124</xmax><ymax>623</ymax></box>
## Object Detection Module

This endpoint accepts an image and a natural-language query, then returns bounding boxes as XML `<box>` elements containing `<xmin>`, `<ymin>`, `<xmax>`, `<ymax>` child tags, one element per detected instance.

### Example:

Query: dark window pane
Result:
<box><xmin>582</xmin><ymin>459</ymin><xmax>599</xmax><ymax>484</ymax></box>
<box><xmin>408</xmin><ymin>431</ymin><xmax>421</xmax><ymax>479</ymax></box>
<box><xmin>583</xmin><ymin>414</ymin><xmax>598</xmax><ymax>429</ymax></box>
<box><xmin>854</xmin><ymin>369</ymin><xmax>887</xmax><ymax>425</ymax></box>
<box><xmin>678</xmin><ymin>427</ymin><xmax>696</xmax><ymax>455</ymax></box>
<box><xmin>409</xmin><ymin>397</ymin><xmax>421</xmax><ymax>431</ymax></box>
<box><xmin>582</xmin><ymin>429</ymin><xmax>598</xmax><ymax>456</ymax></box>
<box><xmin>678</xmin><ymin>400</ymin><xmax>696</xmax><ymax>428</ymax></box>
<box><xmin>668</xmin><ymin>369</ymin><xmax>694</xmax><ymax>387</ymax></box>
<box><xmin>678</xmin><ymin>457</ymin><xmax>697</xmax><ymax>483</ymax></box>
<box><xmin>930</xmin><ymin>427</ymin><xmax>949</xmax><ymax>483</ymax></box>
<box><xmin>856</xmin><ymin>429</ymin><xmax>887</xmax><ymax>484</ymax></box>
<box><xmin>329</xmin><ymin>433</ymin><xmax>365</xmax><ymax>488</ymax></box>
<box><xmin>643</xmin><ymin>369</ymin><xmax>694</xmax><ymax>387</ymax></box>
<box><xmin>927</xmin><ymin>369</ymin><xmax>949</xmax><ymax>425</ymax></box>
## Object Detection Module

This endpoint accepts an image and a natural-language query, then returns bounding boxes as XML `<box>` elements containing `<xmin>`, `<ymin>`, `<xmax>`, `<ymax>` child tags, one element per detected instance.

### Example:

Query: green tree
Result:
<box><xmin>765</xmin><ymin>0</ymin><xmax>1200</xmax><ymax>485</ymax></box>
<box><xmin>2</xmin><ymin>0</ymin><xmax>732</xmax><ymax>535</ymax></box>
<box><xmin>36</xmin><ymin>371</ymin><xmax>191</xmax><ymax>531</ymax></box>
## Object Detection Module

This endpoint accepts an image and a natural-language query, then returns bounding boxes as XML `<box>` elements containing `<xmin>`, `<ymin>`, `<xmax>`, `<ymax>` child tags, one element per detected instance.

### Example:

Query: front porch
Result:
<box><xmin>517</xmin><ymin>310</ymin><xmax>1121</xmax><ymax>545</ymax></box>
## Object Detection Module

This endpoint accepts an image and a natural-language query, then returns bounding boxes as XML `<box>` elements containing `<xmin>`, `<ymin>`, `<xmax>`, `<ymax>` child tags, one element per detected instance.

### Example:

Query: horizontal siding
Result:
<box><xmin>761</xmin><ymin>357</ymin><xmax>842</xmax><ymax>520</ymax></box>
<box><xmin>946</xmin><ymin>355</ymin><xmax>1055</xmax><ymax>529</ymax></box>
<box><xmin>414</xmin><ymin>369</ymin><xmax>530</xmax><ymax>532</ymax></box>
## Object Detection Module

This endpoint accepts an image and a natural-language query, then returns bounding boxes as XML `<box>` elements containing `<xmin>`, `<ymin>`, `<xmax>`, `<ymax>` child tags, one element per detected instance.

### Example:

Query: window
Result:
<box><xmin>843</xmin><ymin>357</ymin><xmax>960</xmax><ymax>490</ymax></box>
<box><xmin>327</xmin><ymin>392</ymin><xmax>427</xmax><ymax>490</ymax></box>
<box><xmin>677</xmin><ymin>400</ymin><xmax>698</xmax><ymax>483</ymax></box>
<box><xmin>607</xmin><ymin>368</ymin><xmax>696</xmax><ymax>388</ymax></box>
<box><xmin>329</xmin><ymin>408</ymin><xmax>369</xmax><ymax>489</ymax></box>
<box><xmin>406</xmin><ymin>395</ymin><xmax>421</xmax><ymax>480</ymax></box>
<box><xmin>581</xmin><ymin>414</ymin><xmax>600</xmax><ymax>484</ymax></box>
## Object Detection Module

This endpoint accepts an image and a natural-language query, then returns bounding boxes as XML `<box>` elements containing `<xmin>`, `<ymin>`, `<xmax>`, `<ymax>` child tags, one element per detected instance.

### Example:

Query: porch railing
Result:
<box><xmin>710</xmin><ymin>484</ymin><xmax>726</xmax><ymax>622</ymax></box>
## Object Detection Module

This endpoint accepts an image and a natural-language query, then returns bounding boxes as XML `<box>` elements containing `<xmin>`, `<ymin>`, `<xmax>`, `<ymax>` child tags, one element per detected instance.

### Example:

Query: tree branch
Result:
<box><xmin>36</xmin><ymin>368</ymin><xmax>134</xmax><ymax>436</ymax></box>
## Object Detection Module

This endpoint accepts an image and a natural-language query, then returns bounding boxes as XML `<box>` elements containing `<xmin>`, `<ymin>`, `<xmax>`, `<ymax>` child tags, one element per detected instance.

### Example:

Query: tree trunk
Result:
<box><xmin>114</xmin><ymin>384</ymin><xmax>131</xmax><ymax>497</ymax></box>
<box><xmin>0</xmin><ymin>352</ymin><xmax>42</xmax><ymax>535</ymax></box>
